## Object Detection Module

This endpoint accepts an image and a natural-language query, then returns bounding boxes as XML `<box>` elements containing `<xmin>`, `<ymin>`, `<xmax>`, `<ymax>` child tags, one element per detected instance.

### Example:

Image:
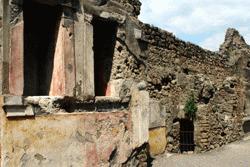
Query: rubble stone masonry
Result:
<box><xmin>0</xmin><ymin>0</ymin><xmax>249</xmax><ymax>166</ymax></box>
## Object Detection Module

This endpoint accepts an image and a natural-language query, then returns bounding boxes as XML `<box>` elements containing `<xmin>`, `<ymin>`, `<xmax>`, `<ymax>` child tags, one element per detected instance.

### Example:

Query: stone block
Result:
<box><xmin>149</xmin><ymin>100</ymin><xmax>166</xmax><ymax>128</ymax></box>
<box><xmin>134</xmin><ymin>28</ymin><xmax>142</xmax><ymax>39</ymax></box>
<box><xmin>100</xmin><ymin>11</ymin><xmax>125</xmax><ymax>24</ymax></box>
<box><xmin>3</xmin><ymin>96</ymin><xmax>36</xmax><ymax>117</ymax></box>
<box><xmin>149</xmin><ymin>127</ymin><xmax>167</xmax><ymax>156</ymax></box>
<box><xmin>131</xmin><ymin>88</ymin><xmax>150</xmax><ymax>148</ymax></box>
<box><xmin>3</xmin><ymin>96</ymin><xmax>23</xmax><ymax>106</ymax></box>
<box><xmin>95</xmin><ymin>96</ymin><xmax>121</xmax><ymax>103</ymax></box>
<box><xmin>106</xmin><ymin>79</ymin><xmax>124</xmax><ymax>97</ymax></box>
<box><xmin>4</xmin><ymin>105</ymin><xmax>34</xmax><ymax>117</ymax></box>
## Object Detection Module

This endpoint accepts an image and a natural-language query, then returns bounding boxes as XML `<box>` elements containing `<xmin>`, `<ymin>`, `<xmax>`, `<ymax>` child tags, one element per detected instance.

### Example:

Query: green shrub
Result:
<box><xmin>184</xmin><ymin>95</ymin><xmax>197</xmax><ymax>120</ymax></box>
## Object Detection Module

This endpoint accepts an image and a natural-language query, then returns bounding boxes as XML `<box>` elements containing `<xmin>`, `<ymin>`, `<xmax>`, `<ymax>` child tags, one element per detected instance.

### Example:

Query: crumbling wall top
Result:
<box><xmin>220</xmin><ymin>28</ymin><xmax>250</xmax><ymax>55</ymax></box>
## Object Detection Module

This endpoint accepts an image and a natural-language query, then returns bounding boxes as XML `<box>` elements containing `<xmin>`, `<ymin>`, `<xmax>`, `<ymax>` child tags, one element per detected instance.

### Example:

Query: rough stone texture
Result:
<box><xmin>130</xmin><ymin>86</ymin><xmax>150</xmax><ymax>148</ymax></box>
<box><xmin>149</xmin><ymin>127</ymin><xmax>167</xmax><ymax>156</ymax></box>
<box><xmin>0</xmin><ymin>0</ymin><xmax>250</xmax><ymax>166</ymax></box>
<box><xmin>136</xmin><ymin>24</ymin><xmax>247</xmax><ymax>153</ymax></box>
<box><xmin>149</xmin><ymin>100</ymin><xmax>166</xmax><ymax>129</ymax></box>
<box><xmin>122</xmin><ymin>143</ymin><xmax>152</xmax><ymax>167</ymax></box>
<box><xmin>167</xmin><ymin>121</ymin><xmax>180</xmax><ymax>153</ymax></box>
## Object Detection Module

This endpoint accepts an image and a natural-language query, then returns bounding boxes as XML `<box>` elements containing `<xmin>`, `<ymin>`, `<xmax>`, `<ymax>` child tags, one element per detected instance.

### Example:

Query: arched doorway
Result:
<box><xmin>179</xmin><ymin>119</ymin><xmax>195</xmax><ymax>152</ymax></box>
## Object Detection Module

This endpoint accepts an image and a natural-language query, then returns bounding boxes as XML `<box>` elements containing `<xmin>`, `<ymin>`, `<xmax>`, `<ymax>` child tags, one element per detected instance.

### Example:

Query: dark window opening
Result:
<box><xmin>23</xmin><ymin>0</ymin><xmax>62</xmax><ymax>95</ymax></box>
<box><xmin>92</xmin><ymin>17</ymin><xmax>118</xmax><ymax>96</ymax></box>
<box><xmin>243</xmin><ymin>120</ymin><xmax>250</xmax><ymax>133</ymax></box>
<box><xmin>179</xmin><ymin>119</ymin><xmax>195</xmax><ymax>152</ymax></box>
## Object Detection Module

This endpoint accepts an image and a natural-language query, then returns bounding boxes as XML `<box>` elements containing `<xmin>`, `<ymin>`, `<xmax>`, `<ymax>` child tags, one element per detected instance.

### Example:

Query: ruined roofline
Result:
<box><xmin>219</xmin><ymin>28</ymin><xmax>250</xmax><ymax>54</ymax></box>
<box><xmin>140</xmin><ymin>22</ymin><xmax>226</xmax><ymax>66</ymax></box>
<box><xmin>138</xmin><ymin>20</ymin><xmax>249</xmax><ymax>67</ymax></box>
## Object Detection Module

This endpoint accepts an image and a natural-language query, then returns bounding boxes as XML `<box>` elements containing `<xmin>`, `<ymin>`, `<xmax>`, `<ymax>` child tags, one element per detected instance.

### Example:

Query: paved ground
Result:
<box><xmin>153</xmin><ymin>136</ymin><xmax>250</xmax><ymax>167</ymax></box>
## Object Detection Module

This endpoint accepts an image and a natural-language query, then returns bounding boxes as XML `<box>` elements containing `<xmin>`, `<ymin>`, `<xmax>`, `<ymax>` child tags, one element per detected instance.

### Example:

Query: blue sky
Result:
<box><xmin>139</xmin><ymin>0</ymin><xmax>250</xmax><ymax>51</ymax></box>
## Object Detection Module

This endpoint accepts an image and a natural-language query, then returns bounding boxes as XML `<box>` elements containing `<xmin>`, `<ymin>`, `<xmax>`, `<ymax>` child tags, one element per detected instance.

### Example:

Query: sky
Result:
<box><xmin>139</xmin><ymin>0</ymin><xmax>250</xmax><ymax>51</ymax></box>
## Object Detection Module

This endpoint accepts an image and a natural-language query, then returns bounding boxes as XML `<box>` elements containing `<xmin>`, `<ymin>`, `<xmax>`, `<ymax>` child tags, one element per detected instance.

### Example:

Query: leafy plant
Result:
<box><xmin>184</xmin><ymin>95</ymin><xmax>198</xmax><ymax>120</ymax></box>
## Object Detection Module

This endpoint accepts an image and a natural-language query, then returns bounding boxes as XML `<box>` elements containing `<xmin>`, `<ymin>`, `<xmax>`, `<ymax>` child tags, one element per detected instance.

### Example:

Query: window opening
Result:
<box><xmin>92</xmin><ymin>17</ymin><xmax>118</xmax><ymax>96</ymax></box>
<box><xmin>23</xmin><ymin>0</ymin><xmax>62</xmax><ymax>95</ymax></box>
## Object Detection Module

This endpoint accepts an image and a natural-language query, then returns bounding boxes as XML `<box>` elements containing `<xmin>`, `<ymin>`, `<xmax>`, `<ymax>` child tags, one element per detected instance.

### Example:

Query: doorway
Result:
<box><xmin>179</xmin><ymin>119</ymin><xmax>195</xmax><ymax>152</ymax></box>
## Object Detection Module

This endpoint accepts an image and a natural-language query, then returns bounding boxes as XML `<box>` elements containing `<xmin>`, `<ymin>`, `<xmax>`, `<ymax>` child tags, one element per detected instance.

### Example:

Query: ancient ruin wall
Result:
<box><xmin>82</xmin><ymin>1</ymin><xmax>249</xmax><ymax>153</ymax></box>
<box><xmin>138</xmin><ymin>24</ymin><xmax>247</xmax><ymax>152</ymax></box>
<box><xmin>0</xmin><ymin>0</ymin><xmax>249</xmax><ymax>166</ymax></box>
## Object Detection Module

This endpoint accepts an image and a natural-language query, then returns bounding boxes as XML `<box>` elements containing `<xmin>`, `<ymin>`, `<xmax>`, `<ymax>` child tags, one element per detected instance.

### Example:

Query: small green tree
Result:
<box><xmin>184</xmin><ymin>95</ymin><xmax>198</xmax><ymax>120</ymax></box>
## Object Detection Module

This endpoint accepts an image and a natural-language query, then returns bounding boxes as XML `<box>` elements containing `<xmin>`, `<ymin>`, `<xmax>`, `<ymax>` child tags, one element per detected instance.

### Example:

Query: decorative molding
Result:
<box><xmin>3</xmin><ymin>96</ymin><xmax>34</xmax><ymax>117</ymax></box>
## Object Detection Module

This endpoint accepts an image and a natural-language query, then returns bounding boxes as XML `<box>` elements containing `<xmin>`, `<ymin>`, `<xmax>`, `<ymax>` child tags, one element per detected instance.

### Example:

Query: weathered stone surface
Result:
<box><xmin>9</xmin><ymin>21</ymin><xmax>24</xmax><ymax>95</ymax></box>
<box><xmin>149</xmin><ymin>127</ymin><xmax>167</xmax><ymax>156</ymax></box>
<box><xmin>130</xmin><ymin>87</ymin><xmax>150</xmax><ymax>148</ymax></box>
<box><xmin>0</xmin><ymin>0</ymin><xmax>249</xmax><ymax>165</ymax></box>
<box><xmin>100</xmin><ymin>11</ymin><xmax>125</xmax><ymax>23</ymax></box>
<box><xmin>149</xmin><ymin>100</ymin><xmax>165</xmax><ymax>128</ymax></box>
<box><xmin>82</xmin><ymin>15</ymin><xmax>95</xmax><ymax>98</ymax></box>
<box><xmin>167</xmin><ymin>121</ymin><xmax>180</xmax><ymax>153</ymax></box>
<box><xmin>140</xmin><ymin>23</ymin><xmax>247</xmax><ymax>152</ymax></box>
<box><xmin>1</xmin><ymin>111</ymin><xmax>132</xmax><ymax>167</ymax></box>
<box><xmin>3</xmin><ymin>95</ymin><xmax>23</xmax><ymax>105</ymax></box>
<box><xmin>49</xmin><ymin>16</ymin><xmax>75</xmax><ymax>96</ymax></box>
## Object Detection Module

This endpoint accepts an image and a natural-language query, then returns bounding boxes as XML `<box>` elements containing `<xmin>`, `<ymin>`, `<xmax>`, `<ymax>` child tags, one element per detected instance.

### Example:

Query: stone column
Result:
<box><xmin>74</xmin><ymin>4</ymin><xmax>85</xmax><ymax>98</ymax></box>
<box><xmin>74</xmin><ymin>10</ymin><xmax>95</xmax><ymax>99</ymax></box>
<box><xmin>83</xmin><ymin>14</ymin><xmax>95</xmax><ymax>98</ymax></box>
<box><xmin>130</xmin><ymin>82</ymin><xmax>150</xmax><ymax>148</ymax></box>
<box><xmin>49</xmin><ymin>7</ymin><xmax>76</xmax><ymax>96</ymax></box>
<box><xmin>8</xmin><ymin>2</ymin><xmax>24</xmax><ymax>95</ymax></box>
<box><xmin>0</xmin><ymin>0</ymin><xmax>3</xmax><ymax>95</ymax></box>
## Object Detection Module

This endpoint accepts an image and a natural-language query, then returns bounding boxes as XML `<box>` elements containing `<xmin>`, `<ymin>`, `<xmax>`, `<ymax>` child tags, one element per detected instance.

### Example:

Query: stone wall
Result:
<box><xmin>115</xmin><ymin>0</ymin><xmax>141</xmax><ymax>16</ymax></box>
<box><xmin>0</xmin><ymin>0</ymin><xmax>250</xmax><ymax>165</ymax></box>
<box><xmin>0</xmin><ymin>85</ymin><xmax>151</xmax><ymax>166</ymax></box>
<box><xmin>137</xmin><ymin>24</ymin><xmax>247</xmax><ymax>153</ymax></box>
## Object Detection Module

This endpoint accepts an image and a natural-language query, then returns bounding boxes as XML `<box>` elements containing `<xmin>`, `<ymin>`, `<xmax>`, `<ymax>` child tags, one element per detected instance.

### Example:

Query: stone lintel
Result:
<box><xmin>99</xmin><ymin>11</ymin><xmax>125</xmax><ymax>24</ymax></box>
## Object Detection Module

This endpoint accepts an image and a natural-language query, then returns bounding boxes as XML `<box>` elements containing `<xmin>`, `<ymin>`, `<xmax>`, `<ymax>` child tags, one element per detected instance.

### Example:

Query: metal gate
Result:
<box><xmin>179</xmin><ymin>119</ymin><xmax>195</xmax><ymax>152</ymax></box>
<box><xmin>180</xmin><ymin>130</ymin><xmax>195</xmax><ymax>152</ymax></box>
